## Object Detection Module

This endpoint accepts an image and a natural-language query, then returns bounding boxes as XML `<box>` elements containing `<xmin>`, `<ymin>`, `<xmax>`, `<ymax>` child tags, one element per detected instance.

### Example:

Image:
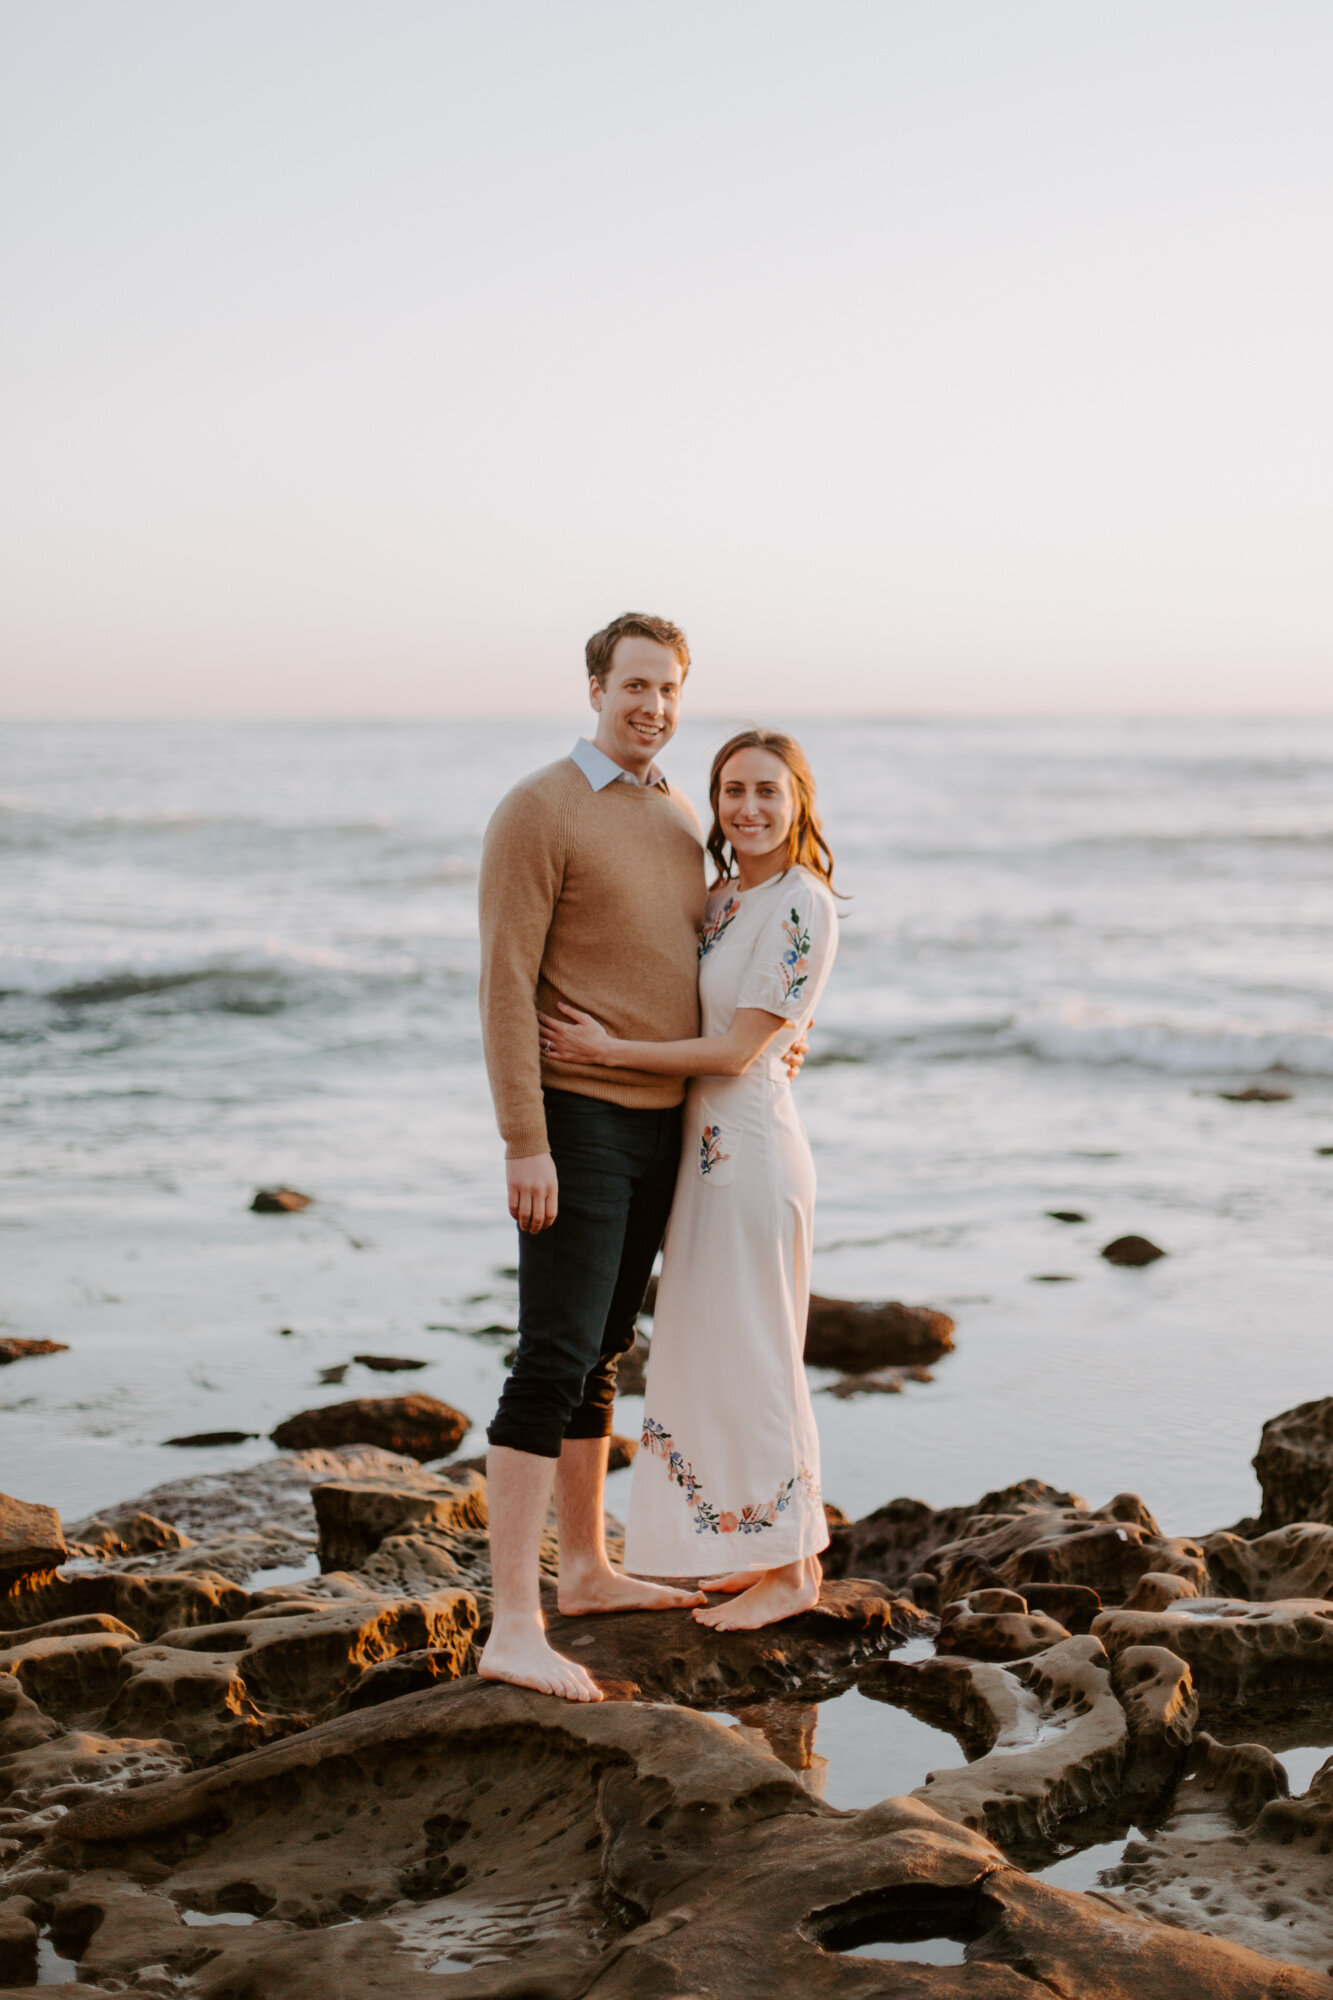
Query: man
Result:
<box><xmin>476</xmin><ymin>611</ymin><xmax>709</xmax><ymax>1699</ymax></box>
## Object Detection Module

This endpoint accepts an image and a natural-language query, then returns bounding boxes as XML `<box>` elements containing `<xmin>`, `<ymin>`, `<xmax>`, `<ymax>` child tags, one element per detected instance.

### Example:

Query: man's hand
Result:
<box><xmin>507</xmin><ymin>1153</ymin><xmax>558</xmax><ymax>1233</ymax></box>
<box><xmin>782</xmin><ymin>1018</ymin><xmax>813</xmax><ymax>1082</ymax></box>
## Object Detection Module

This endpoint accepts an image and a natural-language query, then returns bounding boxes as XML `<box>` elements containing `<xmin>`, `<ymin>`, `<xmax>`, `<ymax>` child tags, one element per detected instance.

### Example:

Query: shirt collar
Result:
<box><xmin>570</xmin><ymin>737</ymin><xmax>669</xmax><ymax>793</ymax></box>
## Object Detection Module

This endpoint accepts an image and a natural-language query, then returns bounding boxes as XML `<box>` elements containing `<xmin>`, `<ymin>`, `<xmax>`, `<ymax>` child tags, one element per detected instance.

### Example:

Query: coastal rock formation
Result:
<box><xmin>1203</xmin><ymin>1523</ymin><xmax>1333</xmax><ymax>1602</ymax></box>
<box><xmin>823</xmin><ymin>1480</ymin><xmax>1085</xmax><ymax>1595</ymax></box>
<box><xmin>9</xmin><ymin>1412</ymin><xmax>1333</xmax><ymax>1990</ymax></box>
<box><xmin>270</xmin><ymin>1394</ymin><xmax>470</xmax><ymax>1460</ymax></box>
<box><xmin>804</xmin><ymin>1295</ymin><xmax>955</xmax><ymax>1372</ymax></box>
<box><xmin>1100</xmin><ymin>1234</ymin><xmax>1167</xmax><ymax>1266</ymax></box>
<box><xmin>0</xmin><ymin>1338</ymin><xmax>69</xmax><ymax>1366</ymax></box>
<box><xmin>0</xmin><ymin>1496</ymin><xmax>67</xmax><ymax>1586</ymax></box>
<box><xmin>1253</xmin><ymin>1398</ymin><xmax>1333</xmax><ymax>1531</ymax></box>
<box><xmin>353</xmin><ymin>1353</ymin><xmax>429</xmax><ymax>1372</ymax></box>
<box><xmin>249</xmin><ymin>1186</ymin><xmax>313</xmax><ymax>1212</ymax></box>
<box><xmin>1093</xmin><ymin>1597</ymin><xmax>1333</xmax><ymax>1705</ymax></box>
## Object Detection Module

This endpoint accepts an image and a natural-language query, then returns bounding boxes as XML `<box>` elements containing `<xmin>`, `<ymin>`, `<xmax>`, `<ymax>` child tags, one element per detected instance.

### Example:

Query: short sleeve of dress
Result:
<box><xmin>734</xmin><ymin>872</ymin><xmax>837</xmax><ymax>1023</ymax></box>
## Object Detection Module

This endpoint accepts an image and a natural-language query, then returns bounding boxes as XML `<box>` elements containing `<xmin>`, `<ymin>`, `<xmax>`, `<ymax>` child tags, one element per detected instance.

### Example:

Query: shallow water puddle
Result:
<box><xmin>36</xmin><ymin>1935</ymin><xmax>79</xmax><ymax>1983</ymax></box>
<box><xmin>247</xmin><ymin>1551</ymin><xmax>321</xmax><ymax>1591</ymax></box>
<box><xmin>836</xmin><ymin>1934</ymin><xmax>969</xmax><ymax>1964</ymax></box>
<box><xmin>712</xmin><ymin>1680</ymin><xmax>963</xmax><ymax>1809</ymax></box>
<box><xmin>178</xmin><ymin>1909</ymin><xmax>258</xmax><ymax>1926</ymax></box>
<box><xmin>1028</xmin><ymin>1834</ymin><xmax>1134</xmax><ymax>1893</ymax></box>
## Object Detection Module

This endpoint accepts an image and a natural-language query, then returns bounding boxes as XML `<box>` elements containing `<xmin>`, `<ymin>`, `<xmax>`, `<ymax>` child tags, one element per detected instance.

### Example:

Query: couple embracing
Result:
<box><xmin>477</xmin><ymin>611</ymin><xmax>841</xmax><ymax>1702</ymax></box>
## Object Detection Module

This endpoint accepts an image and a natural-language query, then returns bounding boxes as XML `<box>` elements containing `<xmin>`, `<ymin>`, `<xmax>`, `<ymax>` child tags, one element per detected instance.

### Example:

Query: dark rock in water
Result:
<box><xmin>1031</xmin><ymin>1273</ymin><xmax>1077</xmax><ymax>1282</ymax></box>
<box><xmin>1253</xmin><ymin>1397</ymin><xmax>1333</xmax><ymax>1531</ymax></box>
<box><xmin>1316</xmin><ymin>1145</ymin><xmax>1333</xmax><ymax>1156</ymax></box>
<box><xmin>1101</xmin><ymin>1233</ymin><xmax>1167</xmax><ymax>1266</ymax></box>
<box><xmin>249</xmin><ymin>1186</ymin><xmax>313</xmax><ymax>1213</ymax></box>
<box><xmin>804</xmin><ymin>1295</ymin><xmax>955</xmax><ymax>1371</ymax></box>
<box><xmin>353</xmin><ymin>1354</ymin><xmax>428</xmax><ymax>1373</ymax></box>
<box><xmin>271</xmin><ymin>1394</ymin><xmax>469</xmax><ymax>1462</ymax></box>
<box><xmin>823</xmin><ymin>1478</ymin><xmax>1084</xmax><ymax>1593</ymax></box>
<box><xmin>0</xmin><ymin>1494</ymin><xmax>67</xmax><ymax>1580</ymax></box>
<box><xmin>316</xmin><ymin>1364</ymin><xmax>348</xmax><ymax>1384</ymax></box>
<box><xmin>1219</xmin><ymin>1086</ymin><xmax>1292</xmax><ymax>1102</ymax></box>
<box><xmin>162</xmin><ymin>1430</ymin><xmax>258</xmax><ymax>1447</ymax></box>
<box><xmin>0</xmin><ymin>1338</ymin><xmax>69</xmax><ymax>1366</ymax></box>
<box><xmin>1045</xmin><ymin>1209</ymin><xmax>1087</xmax><ymax>1223</ymax></box>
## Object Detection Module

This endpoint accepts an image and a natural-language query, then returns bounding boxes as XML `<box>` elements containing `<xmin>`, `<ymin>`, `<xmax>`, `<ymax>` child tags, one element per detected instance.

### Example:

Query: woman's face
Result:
<box><xmin>717</xmin><ymin>746</ymin><xmax>796</xmax><ymax>862</ymax></box>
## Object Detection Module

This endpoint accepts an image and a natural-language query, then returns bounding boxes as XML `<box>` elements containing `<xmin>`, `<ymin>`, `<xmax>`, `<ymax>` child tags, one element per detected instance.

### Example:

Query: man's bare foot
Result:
<box><xmin>557</xmin><ymin>1563</ymin><xmax>706</xmax><ymax>1616</ymax></box>
<box><xmin>478</xmin><ymin>1615</ymin><xmax>604</xmax><ymax>1701</ymax></box>
<box><xmin>692</xmin><ymin>1556</ymin><xmax>821</xmax><ymax>1632</ymax></box>
<box><xmin>700</xmin><ymin>1569</ymin><xmax>764</xmax><ymax>1594</ymax></box>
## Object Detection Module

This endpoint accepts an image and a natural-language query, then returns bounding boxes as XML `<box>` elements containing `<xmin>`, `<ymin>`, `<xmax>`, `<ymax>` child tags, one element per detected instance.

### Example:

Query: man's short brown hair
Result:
<box><xmin>585</xmin><ymin>611</ymin><xmax>690</xmax><ymax>685</ymax></box>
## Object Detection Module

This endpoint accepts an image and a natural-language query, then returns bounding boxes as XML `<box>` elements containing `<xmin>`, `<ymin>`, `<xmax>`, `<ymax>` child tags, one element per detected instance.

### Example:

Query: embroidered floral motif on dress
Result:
<box><xmin>698</xmin><ymin>895</ymin><xmax>740</xmax><ymax>958</ymax></box>
<box><xmin>778</xmin><ymin>908</ymin><xmax>812</xmax><ymax>1003</ymax></box>
<box><xmin>698</xmin><ymin>1123</ymin><xmax>729</xmax><ymax>1176</ymax></box>
<box><xmin>640</xmin><ymin>1415</ymin><xmax>819</xmax><ymax>1537</ymax></box>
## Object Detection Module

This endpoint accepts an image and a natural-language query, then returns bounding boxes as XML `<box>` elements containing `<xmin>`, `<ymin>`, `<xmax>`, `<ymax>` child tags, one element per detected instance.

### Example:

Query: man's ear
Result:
<box><xmin>588</xmin><ymin>677</ymin><xmax>604</xmax><ymax>713</ymax></box>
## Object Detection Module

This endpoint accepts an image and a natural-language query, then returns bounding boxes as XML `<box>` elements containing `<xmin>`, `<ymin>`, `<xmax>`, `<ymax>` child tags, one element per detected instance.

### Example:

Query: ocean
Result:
<box><xmin>4</xmin><ymin>716</ymin><xmax>1332</xmax><ymax>1537</ymax></box>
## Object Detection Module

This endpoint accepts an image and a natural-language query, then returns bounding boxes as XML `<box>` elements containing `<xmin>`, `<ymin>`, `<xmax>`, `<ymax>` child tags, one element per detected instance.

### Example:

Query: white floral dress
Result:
<box><xmin>624</xmin><ymin>865</ymin><xmax>839</xmax><ymax>1576</ymax></box>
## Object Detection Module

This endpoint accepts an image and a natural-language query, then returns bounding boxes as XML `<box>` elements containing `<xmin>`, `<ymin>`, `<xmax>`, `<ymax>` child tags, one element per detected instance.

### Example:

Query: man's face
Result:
<box><xmin>589</xmin><ymin>636</ymin><xmax>686</xmax><ymax>775</ymax></box>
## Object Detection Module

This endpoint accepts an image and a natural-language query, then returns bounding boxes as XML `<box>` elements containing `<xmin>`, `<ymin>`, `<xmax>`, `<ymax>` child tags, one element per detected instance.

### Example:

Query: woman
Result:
<box><xmin>538</xmin><ymin>728</ymin><xmax>840</xmax><ymax>1630</ymax></box>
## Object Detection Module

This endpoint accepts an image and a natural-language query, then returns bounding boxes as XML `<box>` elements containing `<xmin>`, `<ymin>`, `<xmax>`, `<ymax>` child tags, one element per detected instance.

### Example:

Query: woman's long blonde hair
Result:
<box><xmin>705</xmin><ymin>729</ymin><xmax>841</xmax><ymax>893</ymax></box>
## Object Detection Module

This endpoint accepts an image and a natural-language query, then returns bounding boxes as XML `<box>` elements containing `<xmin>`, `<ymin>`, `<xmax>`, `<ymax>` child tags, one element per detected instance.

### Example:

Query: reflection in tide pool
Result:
<box><xmin>715</xmin><ymin>1681</ymin><xmax>963</xmax><ymax>1809</ymax></box>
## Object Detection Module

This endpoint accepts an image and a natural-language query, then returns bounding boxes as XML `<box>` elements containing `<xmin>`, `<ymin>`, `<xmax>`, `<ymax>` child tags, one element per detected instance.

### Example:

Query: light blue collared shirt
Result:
<box><xmin>570</xmin><ymin>737</ymin><xmax>669</xmax><ymax>794</ymax></box>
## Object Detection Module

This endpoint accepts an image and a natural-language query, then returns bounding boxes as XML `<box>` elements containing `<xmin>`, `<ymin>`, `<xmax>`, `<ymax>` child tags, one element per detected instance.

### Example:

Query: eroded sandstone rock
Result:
<box><xmin>0</xmin><ymin>1339</ymin><xmax>68</xmax><ymax>1366</ymax></box>
<box><xmin>1253</xmin><ymin>1398</ymin><xmax>1333</xmax><ymax>1532</ymax></box>
<box><xmin>1094</xmin><ymin>1597</ymin><xmax>1333</xmax><ymax>1705</ymax></box>
<box><xmin>0</xmin><ymin>1495</ymin><xmax>67</xmax><ymax>1586</ymax></box>
<box><xmin>823</xmin><ymin>1480</ymin><xmax>1085</xmax><ymax>1594</ymax></box>
<box><xmin>1204</xmin><ymin>1523</ymin><xmax>1333</xmax><ymax>1603</ymax></box>
<box><xmin>804</xmin><ymin>1295</ymin><xmax>955</xmax><ymax>1372</ymax></box>
<box><xmin>271</xmin><ymin>1394</ymin><xmax>470</xmax><ymax>1461</ymax></box>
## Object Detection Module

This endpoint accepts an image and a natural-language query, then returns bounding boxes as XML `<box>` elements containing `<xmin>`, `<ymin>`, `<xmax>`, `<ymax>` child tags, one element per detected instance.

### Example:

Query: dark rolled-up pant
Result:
<box><xmin>487</xmin><ymin>1088</ymin><xmax>681</xmax><ymax>1460</ymax></box>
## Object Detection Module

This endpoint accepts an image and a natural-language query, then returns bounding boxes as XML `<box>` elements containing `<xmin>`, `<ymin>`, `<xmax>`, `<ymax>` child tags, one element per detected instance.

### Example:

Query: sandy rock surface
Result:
<box><xmin>5</xmin><ymin>1399</ymin><xmax>1333</xmax><ymax>1992</ymax></box>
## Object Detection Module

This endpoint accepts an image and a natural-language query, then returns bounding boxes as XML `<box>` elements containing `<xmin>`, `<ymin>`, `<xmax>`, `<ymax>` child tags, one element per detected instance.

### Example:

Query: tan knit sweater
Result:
<box><xmin>478</xmin><ymin>757</ymin><xmax>707</xmax><ymax>1158</ymax></box>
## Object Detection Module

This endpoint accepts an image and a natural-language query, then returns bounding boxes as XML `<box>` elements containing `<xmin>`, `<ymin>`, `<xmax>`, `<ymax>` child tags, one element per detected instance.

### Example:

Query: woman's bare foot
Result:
<box><xmin>692</xmin><ymin>1556</ymin><xmax>821</xmax><ymax>1631</ymax></box>
<box><xmin>700</xmin><ymin>1570</ymin><xmax>764</xmax><ymax>1595</ymax></box>
<box><xmin>478</xmin><ymin>1613</ymin><xmax>604</xmax><ymax>1701</ymax></box>
<box><xmin>557</xmin><ymin>1562</ymin><xmax>706</xmax><ymax>1616</ymax></box>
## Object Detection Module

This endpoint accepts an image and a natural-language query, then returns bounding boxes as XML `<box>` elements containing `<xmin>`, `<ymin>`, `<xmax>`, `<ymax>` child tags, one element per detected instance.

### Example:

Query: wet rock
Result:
<box><xmin>1203</xmin><ymin>1522</ymin><xmax>1333</xmax><ymax>1601</ymax></box>
<box><xmin>1110</xmin><ymin>1645</ymin><xmax>1199</xmax><ymax>1804</ymax></box>
<box><xmin>929</xmin><ymin>1493</ymin><xmax>1207</xmax><ymax>1607</ymax></box>
<box><xmin>936</xmin><ymin>1594</ymin><xmax>1072</xmax><ymax>1662</ymax></box>
<box><xmin>311</xmin><ymin>1471</ymin><xmax>488</xmax><ymax>1574</ymax></box>
<box><xmin>249</xmin><ymin>1186</ymin><xmax>312</xmax><ymax>1212</ymax></box>
<box><xmin>1094</xmin><ymin>1597</ymin><xmax>1333</xmax><ymax>1704</ymax></box>
<box><xmin>823</xmin><ymin>1479</ymin><xmax>1085</xmax><ymax>1594</ymax></box>
<box><xmin>1102</xmin><ymin>1739</ymin><xmax>1333</xmax><ymax>1974</ymax></box>
<box><xmin>1045</xmin><ymin>1209</ymin><xmax>1087</xmax><ymax>1224</ymax></box>
<box><xmin>0</xmin><ymin>1496</ymin><xmax>67</xmax><ymax>1585</ymax></box>
<box><xmin>1253</xmin><ymin>1397</ymin><xmax>1333</xmax><ymax>1530</ymax></box>
<box><xmin>1219</xmin><ymin>1086</ymin><xmax>1292</xmax><ymax>1102</ymax></box>
<box><xmin>317</xmin><ymin>1363</ymin><xmax>348</xmax><ymax>1384</ymax></box>
<box><xmin>1018</xmin><ymin>1582</ymin><xmax>1102</xmax><ymax>1634</ymax></box>
<box><xmin>804</xmin><ymin>1295</ymin><xmax>955</xmax><ymax>1371</ymax></box>
<box><xmin>1124</xmin><ymin>1569</ymin><xmax>1200</xmax><ymax>1611</ymax></box>
<box><xmin>907</xmin><ymin>1635</ymin><xmax>1130</xmax><ymax>1847</ymax></box>
<box><xmin>1101</xmin><ymin>1234</ymin><xmax>1168</xmax><ymax>1265</ymax></box>
<box><xmin>65</xmin><ymin>1513</ymin><xmax>193</xmax><ymax>1561</ymax></box>
<box><xmin>354</xmin><ymin>1353</ymin><xmax>428</xmax><ymax>1372</ymax></box>
<box><xmin>541</xmin><ymin>1579</ymin><xmax>929</xmax><ymax>1707</ymax></box>
<box><xmin>0</xmin><ymin>1339</ymin><xmax>68</xmax><ymax>1366</ymax></box>
<box><xmin>270</xmin><ymin>1395</ymin><xmax>470</xmax><ymax>1461</ymax></box>
<box><xmin>163</xmin><ymin>1429</ymin><xmax>260</xmax><ymax>1447</ymax></box>
<box><xmin>0</xmin><ymin>1892</ymin><xmax>39</xmax><ymax>1984</ymax></box>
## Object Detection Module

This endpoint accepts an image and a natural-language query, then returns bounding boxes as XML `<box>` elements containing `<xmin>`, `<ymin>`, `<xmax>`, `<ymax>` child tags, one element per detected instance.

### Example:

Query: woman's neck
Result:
<box><xmin>734</xmin><ymin>850</ymin><xmax>791</xmax><ymax>893</ymax></box>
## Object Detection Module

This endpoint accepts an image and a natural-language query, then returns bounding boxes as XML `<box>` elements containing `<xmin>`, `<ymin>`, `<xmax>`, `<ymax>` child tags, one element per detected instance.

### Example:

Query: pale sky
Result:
<box><xmin>2</xmin><ymin>1</ymin><xmax>1331</xmax><ymax>717</ymax></box>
